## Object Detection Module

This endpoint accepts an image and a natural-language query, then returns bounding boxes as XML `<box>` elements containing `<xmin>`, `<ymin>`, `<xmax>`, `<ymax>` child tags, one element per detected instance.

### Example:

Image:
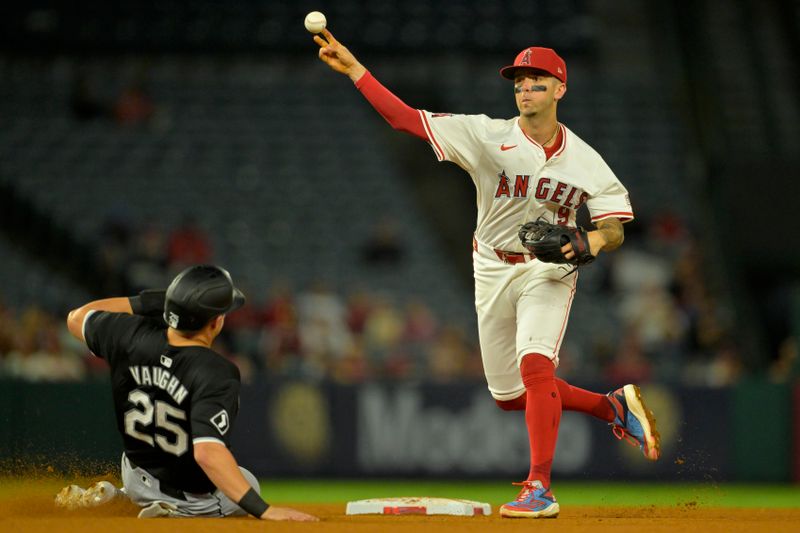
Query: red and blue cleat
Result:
<box><xmin>499</xmin><ymin>480</ymin><xmax>559</xmax><ymax>518</ymax></box>
<box><xmin>607</xmin><ymin>384</ymin><xmax>661</xmax><ymax>460</ymax></box>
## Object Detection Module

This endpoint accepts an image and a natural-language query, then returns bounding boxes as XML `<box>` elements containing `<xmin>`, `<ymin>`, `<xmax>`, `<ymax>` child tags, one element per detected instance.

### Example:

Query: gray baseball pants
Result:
<box><xmin>121</xmin><ymin>453</ymin><xmax>259</xmax><ymax>517</ymax></box>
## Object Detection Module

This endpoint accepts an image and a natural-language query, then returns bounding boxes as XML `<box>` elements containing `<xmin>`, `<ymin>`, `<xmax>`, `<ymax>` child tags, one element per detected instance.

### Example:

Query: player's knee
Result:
<box><xmin>495</xmin><ymin>395</ymin><xmax>526</xmax><ymax>411</ymax></box>
<box><xmin>520</xmin><ymin>353</ymin><xmax>556</xmax><ymax>388</ymax></box>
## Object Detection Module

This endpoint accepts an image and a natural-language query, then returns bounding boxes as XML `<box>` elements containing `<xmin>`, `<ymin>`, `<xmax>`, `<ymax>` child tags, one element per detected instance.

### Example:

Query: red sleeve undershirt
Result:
<box><xmin>354</xmin><ymin>71</ymin><xmax>428</xmax><ymax>141</ymax></box>
<box><xmin>354</xmin><ymin>70</ymin><xmax>564</xmax><ymax>159</ymax></box>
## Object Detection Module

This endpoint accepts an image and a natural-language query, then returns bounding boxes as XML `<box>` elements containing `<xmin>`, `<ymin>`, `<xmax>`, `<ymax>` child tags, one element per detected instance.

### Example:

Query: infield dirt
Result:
<box><xmin>2</xmin><ymin>479</ymin><xmax>799</xmax><ymax>533</ymax></box>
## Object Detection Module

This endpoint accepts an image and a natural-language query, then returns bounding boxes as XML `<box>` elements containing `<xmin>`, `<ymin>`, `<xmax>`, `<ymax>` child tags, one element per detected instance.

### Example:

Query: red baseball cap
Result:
<box><xmin>499</xmin><ymin>47</ymin><xmax>567</xmax><ymax>83</ymax></box>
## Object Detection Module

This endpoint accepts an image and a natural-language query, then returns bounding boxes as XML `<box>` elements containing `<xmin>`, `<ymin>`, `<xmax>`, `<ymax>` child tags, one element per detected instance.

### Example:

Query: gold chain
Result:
<box><xmin>543</xmin><ymin>125</ymin><xmax>560</xmax><ymax>147</ymax></box>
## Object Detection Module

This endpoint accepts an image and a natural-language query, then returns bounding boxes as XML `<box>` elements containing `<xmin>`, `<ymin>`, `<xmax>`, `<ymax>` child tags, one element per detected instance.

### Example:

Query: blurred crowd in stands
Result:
<box><xmin>96</xmin><ymin>213</ymin><xmax>213</xmax><ymax>296</ymax></box>
<box><xmin>2</xmin><ymin>212</ymin><xmax>796</xmax><ymax>386</ymax></box>
<box><xmin>562</xmin><ymin>212</ymin><xmax>744</xmax><ymax>387</ymax></box>
<box><xmin>71</xmin><ymin>69</ymin><xmax>156</xmax><ymax>127</ymax></box>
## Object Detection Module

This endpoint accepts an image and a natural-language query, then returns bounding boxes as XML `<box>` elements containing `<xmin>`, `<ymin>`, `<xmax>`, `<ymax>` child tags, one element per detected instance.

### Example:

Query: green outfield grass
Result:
<box><xmin>259</xmin><ymin>479</ymin><xmax>800</xmax><ymax>508</ymax></box>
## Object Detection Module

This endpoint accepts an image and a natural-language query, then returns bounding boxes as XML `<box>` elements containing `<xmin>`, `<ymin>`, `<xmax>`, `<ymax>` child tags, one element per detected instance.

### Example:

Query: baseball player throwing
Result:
<box><xmin>59</xmin><ymin>265</ymin><xmax>317</xmax><ymax>521</ymax></box>
<box><xmin>315</xmin><ymin>30</ymin><xmax>660</xmax><ymax>518</ymax></box>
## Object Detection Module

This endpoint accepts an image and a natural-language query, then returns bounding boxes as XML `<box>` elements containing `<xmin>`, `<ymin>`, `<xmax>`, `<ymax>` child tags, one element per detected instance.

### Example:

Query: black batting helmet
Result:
<box><xmin>163</xmin><ymin>265</ymin><xmax>245</xmax><ymax>331</ymax></box>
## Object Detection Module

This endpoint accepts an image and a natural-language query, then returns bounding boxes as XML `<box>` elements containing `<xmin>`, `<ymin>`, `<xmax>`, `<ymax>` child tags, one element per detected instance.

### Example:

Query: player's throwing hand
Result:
<box><xmin>314</xmin><ymin>29</ymin><xmax>366</xmax><ymax>82</ymax></box>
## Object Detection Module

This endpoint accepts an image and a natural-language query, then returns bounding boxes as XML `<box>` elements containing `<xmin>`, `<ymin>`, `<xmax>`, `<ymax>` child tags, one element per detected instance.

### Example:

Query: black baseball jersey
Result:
<box><xmin>84</xmin><ymin>311</ymin><xmax>240</xmax><ymax>494</ymax></box>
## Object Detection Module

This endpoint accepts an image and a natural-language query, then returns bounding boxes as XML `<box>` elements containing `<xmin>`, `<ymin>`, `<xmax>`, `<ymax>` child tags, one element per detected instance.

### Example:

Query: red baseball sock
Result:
<box><xmin>494</xmin><ymin>379</ymin><xmax>615</xmax><ymax>424</ymax></box>
<box><xmin>520</xmin><ymin>354</ymin><xmax>561</xmax><ymax>487</ymax></box>
<box><xmin>555</xmin><ymin>378</ymin><xmax>615</xmax><ymax>422</ymax></box>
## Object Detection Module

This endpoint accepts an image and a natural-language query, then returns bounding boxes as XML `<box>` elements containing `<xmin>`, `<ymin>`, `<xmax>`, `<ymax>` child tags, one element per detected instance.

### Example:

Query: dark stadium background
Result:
<box><xmin>0</xmin><ymin>0</ymin><xmax>798</xmax><ymax>484</ymax></box>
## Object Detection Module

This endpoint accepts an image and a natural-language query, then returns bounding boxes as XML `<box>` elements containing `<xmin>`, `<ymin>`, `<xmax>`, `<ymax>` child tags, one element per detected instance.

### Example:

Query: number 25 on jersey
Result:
<box><xmin>124</xmin><ymin>389</ymin><xmax>189</xmax><ymax>457</ymax></box>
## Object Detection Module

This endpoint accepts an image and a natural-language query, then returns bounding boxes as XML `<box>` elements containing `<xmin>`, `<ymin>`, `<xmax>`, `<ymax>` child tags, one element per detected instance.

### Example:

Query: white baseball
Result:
<box><xmin>304</xmin><ymin>11</ymin><xmax>327</xmax><ymax>34</ymax></box>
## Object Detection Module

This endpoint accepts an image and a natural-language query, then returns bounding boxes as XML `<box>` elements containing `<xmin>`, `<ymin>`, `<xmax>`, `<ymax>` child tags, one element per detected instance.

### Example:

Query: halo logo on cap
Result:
<box><xmin>521</xmin><ymin>49</ymin><xmax>532</xmax><ymax>65</ymax></box>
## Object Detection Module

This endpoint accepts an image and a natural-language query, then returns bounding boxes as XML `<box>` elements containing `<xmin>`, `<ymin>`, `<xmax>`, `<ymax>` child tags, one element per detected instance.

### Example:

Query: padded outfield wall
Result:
<box><xmin>0</xmin><ymin>379</ymin><xmax>795</xmax><ymax>482</ymax></box>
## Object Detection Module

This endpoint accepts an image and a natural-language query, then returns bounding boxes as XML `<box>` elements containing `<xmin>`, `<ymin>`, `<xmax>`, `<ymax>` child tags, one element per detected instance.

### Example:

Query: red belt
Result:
<box><xmin>493</xmin><ymin>249</ymin><xmax>534</xmax><ymax>264</ymax></box>
<box><xmin>472</xmin><ymin>236</ymin><xmax>534</xmax><ymax>264</ymax></box>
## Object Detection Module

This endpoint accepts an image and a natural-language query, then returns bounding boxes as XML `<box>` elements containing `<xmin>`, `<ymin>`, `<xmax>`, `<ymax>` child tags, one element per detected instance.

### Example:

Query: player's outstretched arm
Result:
<box><xmin>314</xmin><ymin>29</ymin><xmax>366</xmax><ymax>82</ymax></box>
<box><xmin>313</xmin><ymin>27</ymin><xmax>427</xmax><ymax>140</ymax></box>
<box><xmin>194</xmin><ymin>441</ymin><xmax>318</xmax><ymax>522</ymax></box>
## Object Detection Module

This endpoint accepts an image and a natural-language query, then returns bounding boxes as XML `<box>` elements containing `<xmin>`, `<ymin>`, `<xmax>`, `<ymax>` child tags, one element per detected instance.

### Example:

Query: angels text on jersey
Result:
<box><xmin>494</xmin><ymin>170</ymin><xmax>589</xmax><ymax>225</ymax></box>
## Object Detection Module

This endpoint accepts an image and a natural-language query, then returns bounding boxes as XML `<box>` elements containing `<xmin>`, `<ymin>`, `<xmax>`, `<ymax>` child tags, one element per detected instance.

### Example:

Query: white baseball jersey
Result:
<box><xmin>418</xmin><ymin>113</ymin><xmax>634</xmax><ymax>251</ymax></box>
<box><xmin>417</xmin><ymin>111</ymin><xmax>633</xmax><ymax>400</ymax></box>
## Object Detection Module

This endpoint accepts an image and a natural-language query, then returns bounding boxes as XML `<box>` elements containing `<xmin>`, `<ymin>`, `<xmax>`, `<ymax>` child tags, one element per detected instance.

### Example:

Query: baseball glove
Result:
<box><xmin>518</xmin><ymin>220</ymin><xmax>595</xmax><ymax>267</ymax></box>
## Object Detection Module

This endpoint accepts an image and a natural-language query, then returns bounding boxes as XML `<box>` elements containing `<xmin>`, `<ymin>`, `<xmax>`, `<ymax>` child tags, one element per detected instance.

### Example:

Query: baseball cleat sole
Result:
<box><xmin>623</xmin><ymin>384</ymin><xmax>661</xmax><ymax>460</ymax></box>
<box><xmin>55</xmin><ymin>485</ymin><xmax>86</xmax><ymax>510</ymax></box>
<box><xmin>80</xmin><ymin>481</ymin><xmax>119</xmax><ymax>507</ymax></box>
